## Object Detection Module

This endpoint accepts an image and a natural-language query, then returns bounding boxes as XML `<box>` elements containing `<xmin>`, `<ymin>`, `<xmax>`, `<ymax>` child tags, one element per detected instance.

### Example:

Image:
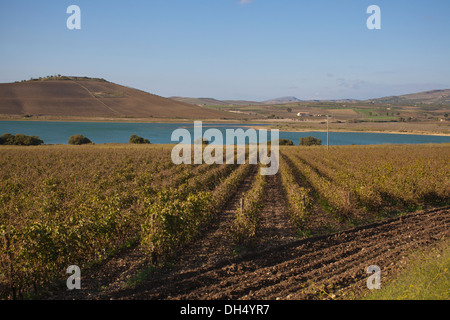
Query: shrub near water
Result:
<box><xmin>299</xmin><ymin>136</ymin><xmax>322</xmax><ymax>146</ymax></box>
<box><xmin>277</xmin><ymin>139</ymin><xmax>294</xmax><ymax>146</ymax></box>
<box><xmin>0</xmin><ymin>133</ymin><xmax>43</xmax><ymax>146</ymax></box>
<box><xmin>129</xmin><ymin>135</ymin><xmax>150</xmax><ymax>144</ymax></box>
<box><xmin>68</xmin><ymin>134</ymin><xmax>92</xmax><ymax>145</ymax></box>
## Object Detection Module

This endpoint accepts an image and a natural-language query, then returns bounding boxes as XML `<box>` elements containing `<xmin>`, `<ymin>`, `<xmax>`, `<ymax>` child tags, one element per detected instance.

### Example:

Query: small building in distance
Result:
<box><xmin>297</xmin><ymin>112</ymin><xmax>312</xmax><ymax>117</ymax></box>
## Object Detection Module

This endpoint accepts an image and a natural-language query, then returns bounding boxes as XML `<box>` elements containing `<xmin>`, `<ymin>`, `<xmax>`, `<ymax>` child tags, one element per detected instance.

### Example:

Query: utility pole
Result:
<box><xmin>326</xmin><ymin>115</ymin><xmax>330</xmax><ymax>150</ymax></box>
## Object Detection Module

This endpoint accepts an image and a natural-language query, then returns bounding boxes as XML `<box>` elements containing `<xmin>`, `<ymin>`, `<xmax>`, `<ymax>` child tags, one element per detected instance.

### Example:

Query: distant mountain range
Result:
<box><xmin>262</xmin><ymin>96</ymin><xmax>302</xmax><ymax>104</ymax></box>
<box><xmin>169</xmin><ymin>96</ymin><xmax>261</xmax><ymax>106</ymax></box>
<box><xmin>171</xmin><ymin>89</ymin><xmax>450</xmax><ymax>106</ymax></box>
<box><xmin>169</xmin><ymin>96</ymin><xmax>303</xmax><ymax>106</ymax></box>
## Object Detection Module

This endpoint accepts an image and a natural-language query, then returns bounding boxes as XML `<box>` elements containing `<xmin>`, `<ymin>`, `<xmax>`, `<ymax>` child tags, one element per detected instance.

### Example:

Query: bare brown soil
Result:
<box><xmin>0</xmin><ymin>79</ymin><xmax>243</xmax><ymax>120</ymax></box>
<box><xmin>41</xmin><ymin>166</ymin><xmax>449</xmax><ymax>300</ymax></box>
<box><xmin>254</xmin><ymin>173</ymin><xmax>298</xmax><ymax>248</ymax></box>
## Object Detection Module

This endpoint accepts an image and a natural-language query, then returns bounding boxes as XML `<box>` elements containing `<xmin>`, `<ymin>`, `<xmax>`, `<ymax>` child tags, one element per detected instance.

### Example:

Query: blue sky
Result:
<box><xmin>1</xmin><ymin>0</ymin><xmax>449</xmax><ymax>100</ymax></box>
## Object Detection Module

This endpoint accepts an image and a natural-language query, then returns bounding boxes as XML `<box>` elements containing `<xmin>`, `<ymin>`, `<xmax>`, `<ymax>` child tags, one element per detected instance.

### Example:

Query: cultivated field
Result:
<box><xmin>0</xmin><ymin>77</ymin><xmax>238</xmax><ymax>120</ymax></box>
<box><xmin>0</xmin><ymin>144</ymin><xmax>449</xmax><ymax>299</ymax></box>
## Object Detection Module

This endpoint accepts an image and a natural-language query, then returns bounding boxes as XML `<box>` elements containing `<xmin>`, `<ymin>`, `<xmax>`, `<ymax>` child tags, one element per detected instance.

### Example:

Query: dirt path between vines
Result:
<box><xmin>112</xmin><ymin>206</ymin><xmax>449</xmax><ymax>300</ymax></box>
<box><xmin>253</xmin><ymin>173</ymin><xmax>298</xmax><ymax>249</ymax></box>
<box><xmin>44</xmin><ymin>164</ymin><xmax>260</xmax><ymax>300</ymax></box>
<box><xmin>45</xmin><ymin>193</ymin><xmax>449</xmax><ymax>299</ymax></box>
<box><xmin>280</xmin><ymin>152</ymin><xmax>348</xmax><ymax>237</ymax></box>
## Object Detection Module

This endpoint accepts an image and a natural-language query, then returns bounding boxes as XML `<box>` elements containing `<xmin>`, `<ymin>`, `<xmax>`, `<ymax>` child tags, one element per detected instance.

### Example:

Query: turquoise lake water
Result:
<box><xmin>0</xmin><ymin>121</ymin><xmax>449</xmax><ymax>146</ymax></box>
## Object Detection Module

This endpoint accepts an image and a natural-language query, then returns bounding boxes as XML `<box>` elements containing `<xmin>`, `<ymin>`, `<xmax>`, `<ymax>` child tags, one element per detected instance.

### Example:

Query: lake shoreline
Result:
<box><xmin>265</xmin><ymin>128</ymin><xmax>450</xmax><ymax>137</ymax></box>
<box><xmin>1</xmin><ymin>118</ymin><xmax>449</xmax><ymax>137</ymax></box>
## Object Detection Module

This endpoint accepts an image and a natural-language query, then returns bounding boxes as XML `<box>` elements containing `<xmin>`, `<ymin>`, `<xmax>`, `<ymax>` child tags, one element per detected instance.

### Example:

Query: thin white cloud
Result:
<box><xmin>238</xmin><ymin>0</ymin><xmax>253</xmax><ymax>5</ymax></box>
<box><xmin>336</xmin><ymin>78</ymin><xmax>366</xmax><ymax>90</ymax></box>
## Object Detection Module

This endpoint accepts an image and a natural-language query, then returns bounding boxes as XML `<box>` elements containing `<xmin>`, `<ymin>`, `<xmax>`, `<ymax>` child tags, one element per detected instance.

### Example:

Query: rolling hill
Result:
<box><xmin>169</xmin><ymin>96</ymin><xmax>260</xmax><ymax>106</ymax></box>
<box><xmin>169</xmin><ymin>96</ymin><xmax>304</xmax><ymax>106</ymax></box>
<box><xmin>169</xmin><ymin>96</ymin><xmax>231</xmax><ymax>106</ymax></box>
<box><xmin>262</xmin><ymin>96</ymin><xmax>302</xmax><ymax>104</ymax></box>
<box><xmin>171</xmin><ymin>89</ymin><xmax>450</xmax><ymax>108</ymax></box>
<box><xmin>368</xmin><ymin>89</ymin><xmax>450</xmax><ymax>105</ymax></box>
<box><xmin>0</xmin><ymin>77</ymin><xmax>242</xmax><ymax>120</ymax></box>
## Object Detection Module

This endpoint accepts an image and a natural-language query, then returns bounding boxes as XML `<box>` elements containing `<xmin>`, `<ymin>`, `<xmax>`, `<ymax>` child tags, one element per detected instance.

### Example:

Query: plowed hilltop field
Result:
<box><xmin>0</xmin><ymin>144</ymin><xmax>449</xmax><ymax>300</ymax></box>
<box><xmin>0</xmin><ymin>77</ymin><xmax>242</xmax><ymax>120</ymax></box>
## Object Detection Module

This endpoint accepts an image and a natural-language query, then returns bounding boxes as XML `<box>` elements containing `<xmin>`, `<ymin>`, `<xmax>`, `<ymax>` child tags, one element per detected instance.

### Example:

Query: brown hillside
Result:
<box><xmin>0</xmin><ymin>77</ymin><xmax>242</xmax><ymax>119</ymax></box>
<box><xmin>370</xmin><ymin>89</ymin><xmax>450</xmax><ymax>105</ymax></box>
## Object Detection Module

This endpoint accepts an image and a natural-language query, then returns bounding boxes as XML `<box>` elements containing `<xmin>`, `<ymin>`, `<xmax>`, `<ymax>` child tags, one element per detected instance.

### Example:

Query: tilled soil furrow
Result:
<box><xmin>44</xmin><ymin>194</ymin><xmax>449</xmax><ymax>300</ymax></box>
<box><xmin>146</xmin><ymin>207</ymin><xmax>449</xmax><ymax>300</ymax></box>
<box><xmin>256</xmin><ymin>173</ymin><xmax>298</xmax><ymax>247</ymax></box>
<box><xmin>256</xmin><ymin>214</ymin><xmax>448</xmax><ymax>299</ymax></box>
<box><xmin>293</xmin><ymin>227</ymin><xmax>449</xmax><ymax>300</ymax></box>
<box><xmin>234</xmin><ymin>212</ymin><xmax>449</xmax><ymax>298</ymax></box>
<box><xmin>248</xmin><ymin>226</ymin><xmax>449</xmax><ymax>300</ymax></box>
<box><xmin>231</xmin><ymin>208</ymin><xmax>449</xmax><ymax>277</ymax></box>
<box><xmin>194</xmin><ymin>211</ymin><xmax>448</xmax><ymax>299</ymax></box>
